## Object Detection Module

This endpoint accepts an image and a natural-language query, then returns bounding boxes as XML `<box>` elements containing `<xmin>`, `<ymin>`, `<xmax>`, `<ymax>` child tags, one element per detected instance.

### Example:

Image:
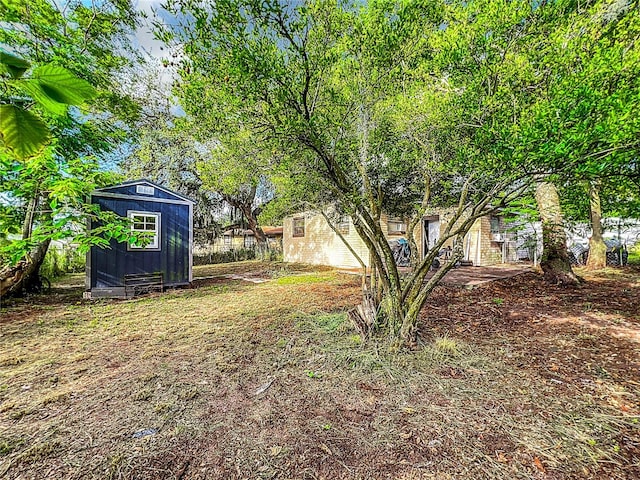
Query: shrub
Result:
<box><xmin>40</xmin><ymin>246</ymin><xmax>85</xmax><ymax>280</ymax></box>
<box><xmin>193</xmin><ymin>245</ymin><xmax>282</xmax><ymax>265</ymax></box>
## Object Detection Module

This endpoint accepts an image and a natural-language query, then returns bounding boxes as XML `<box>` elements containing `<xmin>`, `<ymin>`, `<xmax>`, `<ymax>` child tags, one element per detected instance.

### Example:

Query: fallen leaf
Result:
<box><xmin>269</xmin><ymin>446</ymin><xmax>283</xmax><ymax>457</ymax></box>
<box><xmin>255</xmin><ymin>378</ymin><xmax>275</xmax><ymax>396</ymax></box>
<box><xmin>319</xmin><ymin>443</ymin><xmax>332</xmax><ymax>455</ymax></box>
<box><xmin>534</xmin><ymin>456</ymin><xmax>546</xmax><ymax>473</ymax></box>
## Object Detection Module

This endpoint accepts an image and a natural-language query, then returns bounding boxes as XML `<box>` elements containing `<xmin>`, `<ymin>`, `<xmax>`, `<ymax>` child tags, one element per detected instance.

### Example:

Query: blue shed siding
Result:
<box><xmin>90</xmin><ymin>196</ymin><xmax>190</xmax><ymax>288</ymax></box>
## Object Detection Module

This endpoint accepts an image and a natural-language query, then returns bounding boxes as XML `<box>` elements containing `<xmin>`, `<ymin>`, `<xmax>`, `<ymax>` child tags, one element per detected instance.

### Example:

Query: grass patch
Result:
<box><xmin>628</xmin><ymin>241</ymin><xmax>640</xmax><ymax>265</ymax></box>
<box><xmin>0</xmin><ymin>437</ymin><xmax>25</xmax><ymax>456</ymax></box>
<box><xmin>274</xmin><ymin>272</ymin><xmax>335</xmax><ymax>285</ymax></box>
<box><xmin>18</xmin><ymin>440</ymin><xmax>62</xmax><ymax>463</ymax></box>
<box><xmin>313</xmin><ymin>313</ymin><xmax>347</xmax><ymax>334</ymax></box>
<box><xmin>432</xmin><ymin>334</ymin><xmax>463</xmax><ymax>356</ymax></box>
<box><xmin>0</xmin><ymin>262</ymin><xmax>638</xmax><ymax>479</ymax></box>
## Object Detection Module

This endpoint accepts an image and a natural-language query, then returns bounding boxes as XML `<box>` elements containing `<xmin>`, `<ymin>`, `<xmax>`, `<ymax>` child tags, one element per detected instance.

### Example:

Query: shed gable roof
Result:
<box><xmin>93</xmin><ymin>179</ymin><xmax>195</xmax><ymax>204</ymax></box>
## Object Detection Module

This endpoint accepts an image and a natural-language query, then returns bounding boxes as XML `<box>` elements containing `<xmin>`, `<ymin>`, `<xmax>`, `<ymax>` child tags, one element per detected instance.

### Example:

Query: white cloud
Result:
<box><xmin>133</xmin><ymin>0</ymin><xmax>171</xmax><ymax>59</ymax></box>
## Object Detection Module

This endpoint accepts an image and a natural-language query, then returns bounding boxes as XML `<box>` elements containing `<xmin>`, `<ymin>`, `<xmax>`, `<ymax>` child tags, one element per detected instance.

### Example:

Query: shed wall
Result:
<box><xmin>90</xmin><ymin>196</ymin><xmax>190</xmax><ymax>288</ymax></box>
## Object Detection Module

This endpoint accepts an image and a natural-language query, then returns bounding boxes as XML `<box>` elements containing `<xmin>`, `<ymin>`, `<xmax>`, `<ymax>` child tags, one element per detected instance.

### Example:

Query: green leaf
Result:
<box><xmin>0</xmin><ymin>105</ymin><xmax>50</xmax><ymax>159</ymax></box>
<box><xmin>0</xmin><ymin>50</ymin><xmax>30</xmax><ymax>78</ymax></box>
<box><xmin>31</xmin><ymin>65</ymin><xmax>96</xmax><ymax>106</ymax></box>
<box><xmin>21</xmin><ymin>81</ymin><xmax>68</xmax><ymax>115</ymax></box>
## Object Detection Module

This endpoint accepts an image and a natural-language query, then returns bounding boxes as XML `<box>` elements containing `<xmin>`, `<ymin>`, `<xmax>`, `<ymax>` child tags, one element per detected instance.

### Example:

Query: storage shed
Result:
<box><xmin>85</xmin><ymin>180</ymin><xmax>194</xmax><ymax>298</ymax></box>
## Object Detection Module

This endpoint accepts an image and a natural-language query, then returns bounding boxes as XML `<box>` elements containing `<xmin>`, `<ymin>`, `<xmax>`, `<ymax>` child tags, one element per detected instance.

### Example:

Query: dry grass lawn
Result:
<box><xmin>0</xmin><ymin>261</ymin><xmax>638</xmax><ymax>479</ymax></box>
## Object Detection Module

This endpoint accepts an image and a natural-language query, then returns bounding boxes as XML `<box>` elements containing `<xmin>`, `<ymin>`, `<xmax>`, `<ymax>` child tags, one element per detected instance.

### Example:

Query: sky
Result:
<box><xmin>133</xmin><ymin>0</ymin><xmax>172</xmax><ymax>59</ymax></box>
<box><xmin>129</xmin><ymin>1</ymin><xmax>182</xmax><ymax>95</ymax></box>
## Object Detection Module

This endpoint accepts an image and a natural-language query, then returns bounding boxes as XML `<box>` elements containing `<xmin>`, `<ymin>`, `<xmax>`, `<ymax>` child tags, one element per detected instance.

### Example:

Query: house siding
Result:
<box><xmin>284</xmin><ymin>209</ymin><xmax>507</xmax><ymax>269</ymax></box>
<box><xmin>283</xmin><ymin>213</ymin><xmax>370</xmax><ymax>268</ymax></box>
<box><xmin>478</xmin><ymin>216</ymin><xmax>504</xmax><ymax>265</ymax></box>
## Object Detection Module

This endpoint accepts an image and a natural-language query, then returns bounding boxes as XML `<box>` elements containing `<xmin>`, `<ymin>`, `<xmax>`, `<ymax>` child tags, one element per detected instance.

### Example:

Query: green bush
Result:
<box><xmin>193</xmin><ymin>245</ymin><xmax>282</xmax><ymax>266</ymax></box>
<box><xmin>628</xmin><ymin>241</ymin><xmax>640</xmax><ymax>265</ymax></box>
<box><xmin>40</xmin><ymin>247</ymin><xmax>85</xmax><ymax>280</ymax></box>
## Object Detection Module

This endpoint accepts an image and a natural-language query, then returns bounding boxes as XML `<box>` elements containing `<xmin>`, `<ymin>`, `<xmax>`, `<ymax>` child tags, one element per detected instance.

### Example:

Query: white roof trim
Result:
<box><xmin>94</xmin><ymin>179</ymin><xmax>195</xmax><ymax>204</ymax></box>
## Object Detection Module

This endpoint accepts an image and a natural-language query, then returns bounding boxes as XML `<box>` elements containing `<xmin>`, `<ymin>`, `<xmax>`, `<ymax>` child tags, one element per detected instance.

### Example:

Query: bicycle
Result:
<box><xmin>392</xmin><ymin>238</ymin><xmax>411</xmax><ymax>267</ymax></box>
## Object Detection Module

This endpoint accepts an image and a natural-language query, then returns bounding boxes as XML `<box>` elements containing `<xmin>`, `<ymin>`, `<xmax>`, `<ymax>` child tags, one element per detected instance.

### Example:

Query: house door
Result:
<box><xmin>422</xmin><ymin>216</ymin><xmax>440</xmax><ymax>258</ymax></box>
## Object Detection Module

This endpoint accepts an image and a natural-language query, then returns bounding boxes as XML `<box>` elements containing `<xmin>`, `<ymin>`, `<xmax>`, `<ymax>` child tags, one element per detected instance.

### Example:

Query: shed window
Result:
<box><xmin>293</xmin><ymin>217</ymin><xmax>305</xmax><ymax>237</ymax></box>
<box><xmin>224</xmin><ymin>235</ymin><xmax>232</xmax><ymax>245</ymax></box>
<box><xmin>128</xmin><ymin>212</ymin><xmax>160</xmax><ymax>250</ymax></box>
<box><xmin>244</xmin><ymin>235</ymin><xmax>256</xmax><ymax>248</ymax></box>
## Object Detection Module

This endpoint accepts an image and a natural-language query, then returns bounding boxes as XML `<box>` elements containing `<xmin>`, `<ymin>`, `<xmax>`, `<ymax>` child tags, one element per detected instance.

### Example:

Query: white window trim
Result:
<box><xmin>127</xmin><ymin>210</ymin><xmax>161</xmax><ymax>251</ymax></box>
<box><xmin>292</xmin><ymin>217</ymin><xmax>305</xmax><ymax>237</ymax></box>
<box><xmin>336</xmin><ymin>216</ymin><xmax>350</xmax><ymax>235</ymax></box>
<box><xmin>244</xmin><ymin>235</ymin><xmax>256</xmax><ymax>248</ymax></box>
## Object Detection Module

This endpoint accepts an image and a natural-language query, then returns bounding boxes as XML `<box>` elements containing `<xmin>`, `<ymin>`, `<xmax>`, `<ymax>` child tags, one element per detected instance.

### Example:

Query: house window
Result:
<box><xmin>490</xmin><ymin>216</ymin><xmax>501</xmax><ymax>234</ymax></box>
<box><xmin>293</xmin><ymin>217</ymin><xmax>305</xmax><ymax>237</ymax></box>
<box><xmin>387</xmin><ymin>217</ymin><xmax>406</xmax><ymax>235</ymax></box>
<box><xmin>244</xmin><ymin>235</ymin><xmax>256</xmax><ymax>248</ymax></box>
<box><xmin>490</xmin><ymin>215</ymin><xmax>504</xmax><ymax>242</ymax></box>
<box><xmin>224</xmin><ymin>235</ymin><xmax>232</xmax><ymax>245</ymax></box>
<box><xmin>336</xmin><ymin>216</ymin><xmax>349</xmax><ymax>235</ymax></box>
<box><xmin>128</xmin><ymin>211</ymin><xmax>160</xmax><ymax>250</ymax></box>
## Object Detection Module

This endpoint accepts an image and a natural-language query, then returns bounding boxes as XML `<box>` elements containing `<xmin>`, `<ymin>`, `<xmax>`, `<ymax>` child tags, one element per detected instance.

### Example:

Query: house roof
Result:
<box><xmin>94</xmin><ymin>179</ymin><xmax>195</xmax><ymax>204</ymax></box>
<box><xmin>262</xmin><ymin>226</ymin><xmax>283</xmax><ymax>236</ymax></box>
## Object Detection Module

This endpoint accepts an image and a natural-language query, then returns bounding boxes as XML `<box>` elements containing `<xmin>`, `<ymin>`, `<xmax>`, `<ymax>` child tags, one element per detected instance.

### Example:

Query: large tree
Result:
<box><xmin>0</xmin><ymin>0</ymin><xmax>141</xmax><ymax>296</ymax></box>
<box><xmin>195</xmin><ymin>128</ymin><xmax>277</xmax><ymax>244</ymax></box>
<box><xmin>118</xmin><ymin>65</ymin><xmax>226</xmax><ymax>244</ymax></box>
<box><xmin>518</xmin><ymin>0</ymin><xmax>640</xmax><ymax>276</ymax></box>
<box><xmin>120</xmin><ymin>61</ymin><xmax>277</xmax><ymax>245</ymax></box>
<box><xmin>161</xmin><ymin>0</ymin><xmax>544</xmax><ymax>345</ymax></box>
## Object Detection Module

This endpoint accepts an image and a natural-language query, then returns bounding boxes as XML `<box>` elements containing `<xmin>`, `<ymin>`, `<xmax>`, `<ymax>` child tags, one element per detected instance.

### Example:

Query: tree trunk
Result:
<box><xmin>586</xmin><ymin>180</ymin><xmax>607</xmax><ymax>270</ymax></box>
<box><xmin>1</xmin><ymin>192</ymin><xmax>52</xmax><ymax>300</ymax></box>
<box><xmin>534</xmin><ymin>181</ymin><xmax>581</xmax><ymax>284</ymax></box>
<box><xmin>22</xmin><ymin>195</ymin><xmax>39</xmax><ymax>240</ymax></box>
<box><xmin>229</xmin><ymin>198</ymin><xmax>267</xmax><ymax>244</ymax></box>
<box><xmin>0</xmin><ymin>239</ymin><xmax>52</xmax><ymax>299</ymax></box>
<box><xmin>243</xmin><ymin>210</ymin><xmax>267</xmax><ymax>244</ymax></box>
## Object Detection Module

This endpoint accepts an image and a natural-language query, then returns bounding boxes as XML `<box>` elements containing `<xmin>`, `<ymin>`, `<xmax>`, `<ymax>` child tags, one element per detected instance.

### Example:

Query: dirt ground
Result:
<box><xmin>0</xmin><ymin>262</ymin><xmax>638</xmax><ymax>480</ymax></box>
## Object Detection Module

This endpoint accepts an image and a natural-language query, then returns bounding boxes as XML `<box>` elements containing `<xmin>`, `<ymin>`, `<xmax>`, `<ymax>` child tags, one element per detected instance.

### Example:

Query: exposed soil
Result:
<box><xmin>425</xmin><ymin>270</ymin><xmax>640</xmax><ymax>386</ymax></box>
<box><xmin>0</xmin><ymin>262</ymin><xmax>638</xmax><ymax>480</ymax></box>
